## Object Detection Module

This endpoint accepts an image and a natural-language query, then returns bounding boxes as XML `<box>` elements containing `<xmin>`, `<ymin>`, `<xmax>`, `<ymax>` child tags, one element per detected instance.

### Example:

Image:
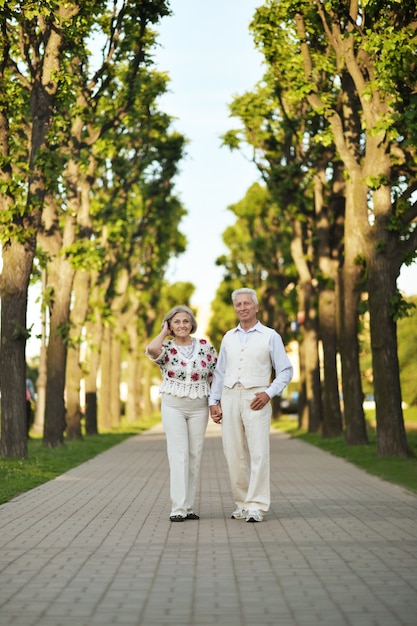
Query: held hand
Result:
<box><xmin>250</xmin><ymin>391</ymin><xmax>270</xmax><ymax>411</ymax></box>
<box><xmin>210</xmin><ymin>403</ymin><xmax>222</xmax><ymax>424</ymax></box>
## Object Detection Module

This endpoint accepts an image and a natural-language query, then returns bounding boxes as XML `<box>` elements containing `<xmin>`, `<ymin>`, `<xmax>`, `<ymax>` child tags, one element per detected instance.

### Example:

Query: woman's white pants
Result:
<box><xmin>161</xmin><ymin>393</ymin><xmax>208</xmax><ymax>517</ymax></box>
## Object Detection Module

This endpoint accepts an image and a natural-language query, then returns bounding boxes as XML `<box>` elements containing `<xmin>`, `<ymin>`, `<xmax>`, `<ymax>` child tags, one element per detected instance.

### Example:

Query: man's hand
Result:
<box><xmin>210</xmin><ymin>403</ymin><xmax>223</xmax><ymax>423</ymax></box>
<box><xmin>250</xmin><ymin>391</ymin><xmax>270</xmax><ymax>411</ymax></box>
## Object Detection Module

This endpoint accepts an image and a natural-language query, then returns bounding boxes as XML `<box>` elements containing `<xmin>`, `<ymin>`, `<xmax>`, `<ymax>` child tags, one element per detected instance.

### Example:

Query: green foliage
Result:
<box><xmin>64</xmin><ymin>238</ymin><xmax>106</xmax><ymax>272</ymax></box>
<box><xmin>389</xmin><ymin>290</ymin><xmax>415</xmax><ymax>322</ymax></box>
<box><xmin>221</xmin><ymin>1</ymin><xmax>417</xmax><ymax>455</ymax></box>
<box><xmin>12</xmin><ymin>322</ymin><xmax>31</xmax><ymax>341</ymax></box>
<box><xmin>208</xmin><ymin>183</ymin><xmax>297</xmax><ymax>345</ymax></box>
<box><xmin>1</xmin><ymin>0</ymin><xmax>188</xmax><ymax>454</ymax></box>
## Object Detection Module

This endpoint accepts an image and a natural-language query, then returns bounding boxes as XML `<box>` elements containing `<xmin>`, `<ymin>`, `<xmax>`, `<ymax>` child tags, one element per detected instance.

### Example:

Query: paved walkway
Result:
<box><xmin>0</xmin><ymin>420</ymin><xmax>416</xmax><ymax>626</ymax></box>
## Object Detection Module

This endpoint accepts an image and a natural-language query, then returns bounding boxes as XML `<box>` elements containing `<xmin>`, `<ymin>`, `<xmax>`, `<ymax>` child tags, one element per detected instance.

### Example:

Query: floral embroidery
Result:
<box><xmin>148</xmin><ymin>337</ymin><xmax>217</xmax><ymax>398</ymax></box>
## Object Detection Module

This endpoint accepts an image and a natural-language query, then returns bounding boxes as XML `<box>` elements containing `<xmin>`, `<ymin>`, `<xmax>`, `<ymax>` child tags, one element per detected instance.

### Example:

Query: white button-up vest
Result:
<box><xmin>223</xmin><ymin>327</ymin><xmax>274</xmax><ymax>389</ymax></box>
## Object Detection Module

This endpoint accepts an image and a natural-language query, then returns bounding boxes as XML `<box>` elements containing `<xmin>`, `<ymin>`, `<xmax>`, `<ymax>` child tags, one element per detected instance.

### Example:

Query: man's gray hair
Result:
<box><xmin>231</xmin><ymin>288</ymin><xmax>258</xmax><ymax>306</ymax></box>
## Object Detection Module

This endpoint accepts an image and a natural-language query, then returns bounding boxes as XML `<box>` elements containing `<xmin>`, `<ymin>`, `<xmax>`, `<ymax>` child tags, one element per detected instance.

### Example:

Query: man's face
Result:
<box><xmin>234</xmin><ymin>294</ymin><xmax>258</xmax><ymax>325</ymax></box>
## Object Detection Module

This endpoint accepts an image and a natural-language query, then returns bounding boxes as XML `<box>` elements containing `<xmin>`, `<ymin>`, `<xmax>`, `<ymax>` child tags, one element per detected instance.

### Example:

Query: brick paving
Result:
<box><xmin>0</xmin><ymin>420</ymin><xmax>416</xmax><ymax>626</ymax></box>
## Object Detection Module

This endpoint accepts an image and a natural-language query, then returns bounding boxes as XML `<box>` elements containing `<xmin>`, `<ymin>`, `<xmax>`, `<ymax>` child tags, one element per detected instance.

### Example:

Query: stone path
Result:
<box><xmin>1</xmin><ymin>420</ymin><xmax>416</xmax><ymax>626</ymax></box>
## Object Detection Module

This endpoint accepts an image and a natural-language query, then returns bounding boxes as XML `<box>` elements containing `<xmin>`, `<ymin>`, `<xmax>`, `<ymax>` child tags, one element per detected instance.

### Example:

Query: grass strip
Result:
<box><xmin>0</xmin><ymin>416</ymin><xmax>160</xmax><ymax>505</ymax></box>
<box><xmin>273</xmin><ymin>411</ymin><xmax>417</xmax><ymax>494</ymax></box>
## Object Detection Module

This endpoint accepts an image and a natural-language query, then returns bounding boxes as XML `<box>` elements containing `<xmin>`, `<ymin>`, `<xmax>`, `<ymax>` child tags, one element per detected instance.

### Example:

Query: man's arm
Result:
<box><xmin>265</xmin><ymin>332</ymin><xmax>294</xmax><ymax>398</ymax></box>
<box><xmin>208</xmin><ymin>341</ymin><xmax>227</xmax><ymax>422</ymax></box>
<box><xmin>208</xmin><ymin>342</ymin><xmax>226</xmax><ymax>405</ymax></box>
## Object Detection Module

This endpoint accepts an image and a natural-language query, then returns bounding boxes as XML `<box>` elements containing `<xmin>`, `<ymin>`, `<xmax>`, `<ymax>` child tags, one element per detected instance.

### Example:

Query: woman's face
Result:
<box><xmin>169</xmin><ymin>313</ymin><xmax>192</xmax><ymax>338</ymax></box>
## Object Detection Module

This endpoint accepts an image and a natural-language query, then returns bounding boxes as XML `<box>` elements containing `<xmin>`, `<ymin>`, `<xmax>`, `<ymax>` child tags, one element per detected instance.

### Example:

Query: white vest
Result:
<box><xmin>223</xmin><ymin>327</ymin><xmax>274</xmax><ymax>389</ymax></box>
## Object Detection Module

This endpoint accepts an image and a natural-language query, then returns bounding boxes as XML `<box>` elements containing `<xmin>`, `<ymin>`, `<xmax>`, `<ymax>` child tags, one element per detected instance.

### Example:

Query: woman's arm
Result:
<box><xmin>146</xmin><ymin>321</ymin><xmax>171</xmax><ymax>359</ymax></box>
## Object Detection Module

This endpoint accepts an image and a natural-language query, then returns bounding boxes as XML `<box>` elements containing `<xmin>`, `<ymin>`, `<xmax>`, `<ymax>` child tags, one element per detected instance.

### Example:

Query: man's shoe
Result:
<box><xmin>170</xmin><ymin>515</ymin><xmax>185</xmax><ymax>522</ymax></box>
<box><xmin>246</xmin><ymin>510</ymin><xmax>263</xmax><ymax>523</ymax></box>
<box><xmin>186</xmin><ymin>513</ymin><xmax>200</xmax><ymax>520</ymax></box>
<box><xmin>231</xmin><ymin>508</ymin><xmax>247</xmax><ymax>520</ymax></box>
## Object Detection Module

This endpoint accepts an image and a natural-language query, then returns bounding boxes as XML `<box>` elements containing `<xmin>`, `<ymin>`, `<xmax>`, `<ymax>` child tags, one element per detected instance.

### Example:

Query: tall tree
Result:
<box><xmin>0</xmin><ymin>1</ymin><xmax>81</xmax><ymax>457</ymax></box>
<box><xmin>292</xmin><ymin>0</ymin><xmax>417</xmax><ymax>456</ymax></box>
<box><xmin>225</xmin><ymin>0</ymin><xmax>417</xmax><ymax>455</ymax></box>
<box><xmin>38</xmin><ymin>1</ymin><xmax>173</xmax><ymax>447</ymax></box>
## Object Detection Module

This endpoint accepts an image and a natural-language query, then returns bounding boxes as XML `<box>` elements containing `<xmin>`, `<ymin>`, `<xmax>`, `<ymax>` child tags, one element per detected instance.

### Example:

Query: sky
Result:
<box><xmin>25</xmin><ymin>0</ymin><xmax>416</xmax><ymax>355</ymax></box>
<box><xmin>154</xmin><ymin>0</ymin><xmax>265</xmax><ymax>324</ymax></box>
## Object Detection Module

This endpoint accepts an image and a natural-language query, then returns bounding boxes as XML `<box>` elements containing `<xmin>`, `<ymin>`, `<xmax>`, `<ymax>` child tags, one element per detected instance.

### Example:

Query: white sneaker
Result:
<box><xmin>246</xmin><ymin>510</ymin><xmax>263</xmax><ymax>523</ymax></box>
<box><xmin>231</xmin><ymin>507</ymin><xmax>247</xmax><ymax>520</ymax></box>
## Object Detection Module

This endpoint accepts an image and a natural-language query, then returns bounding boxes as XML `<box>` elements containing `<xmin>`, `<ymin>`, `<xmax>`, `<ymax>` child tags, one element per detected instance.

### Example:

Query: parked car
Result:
<box><xmin>281</xmin><ymin>391</ymin><xmax>300</xmax><ymax>414</ymax></box>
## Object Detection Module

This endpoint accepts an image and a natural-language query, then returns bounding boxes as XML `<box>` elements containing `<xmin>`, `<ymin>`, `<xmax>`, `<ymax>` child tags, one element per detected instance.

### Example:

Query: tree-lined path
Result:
<box><xmin>0</xmin><ymin>422</ymin><xmax>416</xmax><ymax>626</ymax></box>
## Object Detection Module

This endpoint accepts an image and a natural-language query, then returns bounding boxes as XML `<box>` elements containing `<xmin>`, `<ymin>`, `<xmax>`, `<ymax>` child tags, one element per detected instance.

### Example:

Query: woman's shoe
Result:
<box><xmin>170</xmin><ymin>515</ymin><xmax>185</xmax><ymax>522</ymax></box>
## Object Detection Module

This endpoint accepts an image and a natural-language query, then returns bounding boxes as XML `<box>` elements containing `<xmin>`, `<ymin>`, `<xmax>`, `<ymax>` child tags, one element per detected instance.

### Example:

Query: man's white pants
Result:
<box><xmin>161</xmin><ymin>393</ymin><xmax>208</xmax><ymax>517</ymax></box>
<box><xmin>221</xmin><ymin>385</ymin><xmax>271</xmax><ymax>513</ymax></box>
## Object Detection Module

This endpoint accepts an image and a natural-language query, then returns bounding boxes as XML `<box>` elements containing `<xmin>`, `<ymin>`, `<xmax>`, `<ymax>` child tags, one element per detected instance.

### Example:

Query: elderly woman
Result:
<box><xmin>146</xmin><ymin>305</ymin><xmax>217</xmax><ymax>522</ymax></box>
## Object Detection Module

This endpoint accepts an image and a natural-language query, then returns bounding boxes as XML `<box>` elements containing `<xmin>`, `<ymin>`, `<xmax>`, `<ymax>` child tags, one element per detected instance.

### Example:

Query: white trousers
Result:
<box><xmin>221</xmin><ymin>385</ymin><xmax>271</xmax><ymax>513</ymax></box>
<box><xmin>161</xmin><ymin>393</ymin><xmax>209</xmax><ymax>516</ymax></box>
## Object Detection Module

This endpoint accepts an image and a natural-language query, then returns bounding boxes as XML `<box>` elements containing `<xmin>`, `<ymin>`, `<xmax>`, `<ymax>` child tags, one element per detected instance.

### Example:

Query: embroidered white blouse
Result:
<box><xmin>146</xmin><ymin>338</ymin><xmax>218</xmax><ymax>399</ymax></box>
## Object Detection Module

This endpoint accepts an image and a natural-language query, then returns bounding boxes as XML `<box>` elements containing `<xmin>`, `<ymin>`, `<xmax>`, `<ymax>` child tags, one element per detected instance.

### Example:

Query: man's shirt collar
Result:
<box><xmin>235</xmin><ymin>320</ymin><xmax>263</xmax><ymax>333</ymax></box>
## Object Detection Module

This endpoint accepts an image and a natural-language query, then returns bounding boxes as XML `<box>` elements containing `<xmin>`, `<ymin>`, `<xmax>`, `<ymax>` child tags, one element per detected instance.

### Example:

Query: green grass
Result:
<box><xmin>273</xmin><ymin>407</ymin><xmax>417</xmax><ymax>493</ymax></box>
<box><xmin>0</xmin><ymin>415</ymin><xmax>161</xmax><ymax>505</ymax></box>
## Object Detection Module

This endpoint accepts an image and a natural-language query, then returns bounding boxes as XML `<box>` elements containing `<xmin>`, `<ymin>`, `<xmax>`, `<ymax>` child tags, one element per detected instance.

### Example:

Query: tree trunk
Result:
<box><xmin>125</xmin><ymin>319</ymin><xmax>141</xmax><ymax>423</ymax></box>
<box><xmin>98</xmin><ymin>325</ymin><xmax>112</xmax><ymax>431</ymax></box>
<box><xmin>0</xmin><ymin>242</ymin><xmax>31</xmax><ymax>457</ymax></box>
<box><xmin>84</xmin><ymin>320</ymin><xmax>101</xmax><ymax>435</ymax></box>
<box><xmin>43</xmin><ymin>254</ymin><xmax>75</xmax><ymax>447</ymax></box>
<box><xmin>84</xmin><ymin>281</ymin><xmax>106</xmax><ymax>435</ymax></box>
<box><xmin>290</xmin><ymin>222</ymin><xmax>322</xmax><ymax>431</ymax></box>
<box><xmin>304</xmin><ymin>316</ymin><xmax>322</xmax><ymax>433</ymax></box>
<box><xmin>338</xmin><ymin>266</ymin><xmax>368</xmax><ymax>444</ymax></box>
<box><xmin>0</xmin><ymin>7</ymin><xmax>69</xmax><ymax>457</ymax></box>
<box><xmin>142</xmin><ymin>357</ymin><xmax>156</xmax><ymax>418</ymax></box>
<box><xmin>338</xmin><ymin>175</ymin><xmax>368</xmax><ymax>445</ymax></box>
<box><xmin>319</xmin><ymin>287</ymin><xmax>343</xmax><ymax>437</ymax></box>
<box><xmin>297</xmin><ymin>340</ymin><xmax>308</xmax><ymax>430</ymax></box>
<box><xmin>33</xmin><ymin>269</ymin><xmax>48</xmax><ymax>435</ymax></box>
<box><xmin>109</xmin><ymin>330</ymin><xmax>122</xmax><ymax>427</ymax></box>
<box><xmin>366</xmin><ymin>175</ymin><xmax>412</xmax><ymax>457</ymax></box>
<box><xmin>66</xmin><ymin>270</ymin><xmax>90</xmax><ymax>440</ymax></box>
<box><xmin>315</xmin><ymin>165</ymin><xmax>344</xmax><ymax>437</ymax></box>
<box><xmin>368</xmin><ymin>268</ymin><xmax>411</xmax><ymax>456</ymax></box>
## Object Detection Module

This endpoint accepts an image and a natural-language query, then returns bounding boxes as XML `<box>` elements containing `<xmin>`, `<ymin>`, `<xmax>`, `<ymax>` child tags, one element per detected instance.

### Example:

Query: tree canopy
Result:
<box><xmin>217</xmin><ymin>0</ymin><xmax>417</xmax><ymax>455</ymax></box>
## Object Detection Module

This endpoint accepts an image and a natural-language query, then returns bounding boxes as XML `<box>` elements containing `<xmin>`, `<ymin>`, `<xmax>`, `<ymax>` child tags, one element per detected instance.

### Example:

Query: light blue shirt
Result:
<box><xmin>209</xmin><ymin>321</ymin><xmax>293</xmax><ymax>405</ymax></box>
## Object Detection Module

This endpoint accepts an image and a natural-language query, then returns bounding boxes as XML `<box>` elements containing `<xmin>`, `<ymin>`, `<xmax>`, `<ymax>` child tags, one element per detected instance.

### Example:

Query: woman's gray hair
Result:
<box><xmin>162</xmin><ymin>305</ymin><xmax>198</xmax><ymax>334</ymax></box>
<box><xmin>231</xmin><ymin>288</ymin><xmax>258</xmax><ymax>306</ymax></box>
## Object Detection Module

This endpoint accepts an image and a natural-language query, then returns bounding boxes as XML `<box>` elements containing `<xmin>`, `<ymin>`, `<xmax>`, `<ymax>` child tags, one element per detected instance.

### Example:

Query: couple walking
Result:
<box><xmin>146</xmin><ymin>288</ymin><xmax>293</xmax><ymax>523</ymax></box>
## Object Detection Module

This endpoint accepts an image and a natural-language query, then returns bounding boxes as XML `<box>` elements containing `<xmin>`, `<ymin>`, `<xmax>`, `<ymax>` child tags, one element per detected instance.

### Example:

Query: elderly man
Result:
<box><xmin>209</xmin><ymin>288</ymin><xmax>293</xmax><ymax>522</ymax></box>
